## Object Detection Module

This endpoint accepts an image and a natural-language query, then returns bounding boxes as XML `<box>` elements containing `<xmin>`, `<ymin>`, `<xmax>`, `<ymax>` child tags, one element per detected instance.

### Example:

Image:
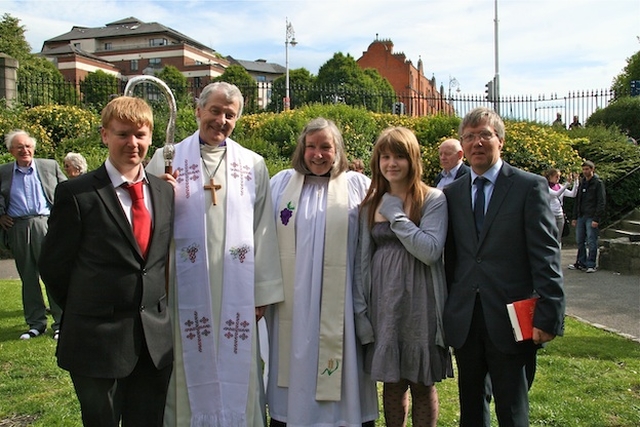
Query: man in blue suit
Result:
<box><xmin>443</xmin><ymin>107</ymin><xmax>565</xmax><ymax>427</ymax></box>
<box><xmin>40</xmin><ymin>96</ymin><xmax>174</xmax><ymax>427</ymax></box>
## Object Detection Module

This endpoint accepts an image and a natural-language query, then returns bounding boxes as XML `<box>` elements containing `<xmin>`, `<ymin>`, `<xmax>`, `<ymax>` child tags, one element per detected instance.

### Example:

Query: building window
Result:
<box><xmin>194</xmin><ymin>77</ymin><xmax>201</xmax><ymax>88</ymax></box>
<box><xmin>131</xmin><ymin>59</ymin><xmax>139</xmax><ymax>71</ymax></box>
<box><xmin>149</xmin><ymin>58</ymin><xmax>161</xmax><ymax>66</ymax></box>
<box><xmin>256</xmin><ymin>75</ymin><xmax>266</xmax><ymax>82</ymax></box>
<box><xmin>73</xmin><ymin>43</ymin><xmax>81</xmax><ymax>49</ymax></box>
<box><xmin>104</xmin><ymin>42</ymin><xmax>112</xmax><ymax>51</ymax></box>
<box><xmin>149</xmin><ymin>38</ymin><xmax>168</xmax><ymax>47</ymax></box>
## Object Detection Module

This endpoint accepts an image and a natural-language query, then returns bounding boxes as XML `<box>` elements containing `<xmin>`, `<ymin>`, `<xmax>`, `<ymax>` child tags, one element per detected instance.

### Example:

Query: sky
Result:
<box><xmin>2</xmin><ymin>0</ymin><xmax>639</xmax><ymax>97</ymax></box>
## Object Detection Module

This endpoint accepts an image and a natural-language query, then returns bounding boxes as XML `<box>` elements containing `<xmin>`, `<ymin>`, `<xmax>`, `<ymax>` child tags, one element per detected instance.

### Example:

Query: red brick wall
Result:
<box><xmin>357</xmin><ymin>39</ymin><xmax>453</xmax><ymax>116</ymax></box>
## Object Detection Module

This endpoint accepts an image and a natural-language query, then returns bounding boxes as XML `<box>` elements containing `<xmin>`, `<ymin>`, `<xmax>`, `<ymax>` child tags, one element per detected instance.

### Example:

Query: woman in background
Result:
<box><xmin>545</xmin><ymin>168</ymin><xmax>578</xmax><ymax>238</ymax></box>
<box><xmin>63</xmin><ymin>152</ymin><xmax>87</xmax><ymax>178</ymax></box>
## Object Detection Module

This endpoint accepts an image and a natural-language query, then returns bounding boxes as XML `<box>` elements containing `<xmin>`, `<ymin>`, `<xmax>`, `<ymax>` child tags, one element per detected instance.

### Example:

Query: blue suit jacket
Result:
<box><xmin>443</xmin><ymin>162</ymin><xmax>565</xmax><ymax>354</ymax></box>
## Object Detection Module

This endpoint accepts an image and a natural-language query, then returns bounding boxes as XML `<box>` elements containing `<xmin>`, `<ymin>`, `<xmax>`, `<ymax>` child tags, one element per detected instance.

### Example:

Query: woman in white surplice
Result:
<box><xmin>267</xmin><ymin>118</ymin><xmax>379</xmax><ymax>426</ymax></box>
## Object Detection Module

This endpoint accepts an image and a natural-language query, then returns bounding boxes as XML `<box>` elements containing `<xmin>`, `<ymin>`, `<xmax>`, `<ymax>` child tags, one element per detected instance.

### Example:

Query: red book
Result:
<box><xmin>506</xmin><ymin>297</ymin><xmax>538</xmax><ymax>341</ymax></box>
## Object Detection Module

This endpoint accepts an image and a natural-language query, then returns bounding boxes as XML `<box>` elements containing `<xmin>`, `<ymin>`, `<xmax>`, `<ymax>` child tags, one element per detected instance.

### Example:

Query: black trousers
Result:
<box><xmin>454</xmin><ymin>296</ymin><xmax>536</xmax><ymax>427</ymax></box>
<box><xmin>70</xmin><ymin>343</ymin><xmax>172</xmax><ymax>427</ymax></box>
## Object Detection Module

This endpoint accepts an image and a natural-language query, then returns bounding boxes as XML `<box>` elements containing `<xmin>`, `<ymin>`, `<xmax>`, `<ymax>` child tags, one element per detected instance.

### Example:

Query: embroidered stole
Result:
<box><xmin>173</xmin><ymin>132</ymin><xmax>255</xmax><ymax>426</ymax></box>
<box><xmin>276</xmin><ymin>171</ymin><xmax>349</xmax><ymax>401</ymax></box>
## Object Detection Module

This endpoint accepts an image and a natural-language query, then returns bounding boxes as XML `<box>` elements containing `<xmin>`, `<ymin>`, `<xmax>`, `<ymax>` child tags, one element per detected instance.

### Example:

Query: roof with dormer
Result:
<box><xmin>43</xmin><ymin>16</ymin><xmax>214</xmax><ymax>53</ymax></box>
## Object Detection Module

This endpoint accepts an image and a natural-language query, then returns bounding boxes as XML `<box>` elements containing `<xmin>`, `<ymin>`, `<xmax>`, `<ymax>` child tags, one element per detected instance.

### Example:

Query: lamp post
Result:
<box><xmin>448</xmin><ymin>76</ymin><xmax>460</xmax><ymax>101</ymax></box>
<box><xmin>284</xmin><ymin>18</ymin><xmax>297</xmax><ymax>111</ymax></box>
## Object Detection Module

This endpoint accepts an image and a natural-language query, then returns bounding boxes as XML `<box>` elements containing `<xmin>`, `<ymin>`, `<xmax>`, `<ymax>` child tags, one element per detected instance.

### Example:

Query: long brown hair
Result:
<box><xmin>361</xmin><ymin>127</ymin><xmax>429</xmax><ymax>228</ymax></box>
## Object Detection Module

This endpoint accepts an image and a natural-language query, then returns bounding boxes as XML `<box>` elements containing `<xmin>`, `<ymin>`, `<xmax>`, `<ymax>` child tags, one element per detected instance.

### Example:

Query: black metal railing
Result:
<box><xmin>15</xmin><ymin>77</ymin><xmax>616</xmax><ymax>124</ymax></box>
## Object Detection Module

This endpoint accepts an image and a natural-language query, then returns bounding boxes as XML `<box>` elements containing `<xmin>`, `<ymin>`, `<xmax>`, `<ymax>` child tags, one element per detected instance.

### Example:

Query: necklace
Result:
<box><xmin>201</xmin><ymin>148</ymin><xmax>227</xmax><ymax>206</ymax></box>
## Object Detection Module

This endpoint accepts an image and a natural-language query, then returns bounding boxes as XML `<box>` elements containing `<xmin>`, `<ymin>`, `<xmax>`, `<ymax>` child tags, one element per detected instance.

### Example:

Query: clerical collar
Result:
<box><xmin>199</xmin><ymin>136</ymin><xmax>226</xmax><ymax>147</ymax></box>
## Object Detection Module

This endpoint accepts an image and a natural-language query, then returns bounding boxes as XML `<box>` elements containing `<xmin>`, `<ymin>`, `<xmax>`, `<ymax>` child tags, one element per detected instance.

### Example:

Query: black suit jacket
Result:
<box><xmin>39</xmin><ymin>164</ymin><xmax>174</xmax><ymax>377</ymax></box>
<box><xmin>443</xmin><ymin>162</ymin><xmax>565</xmax><ymax>354</ymax></box>
<box><xmin>434</xmin><ymin>162</ymin><xmax>470</xmax><ymax>187</ymax></box>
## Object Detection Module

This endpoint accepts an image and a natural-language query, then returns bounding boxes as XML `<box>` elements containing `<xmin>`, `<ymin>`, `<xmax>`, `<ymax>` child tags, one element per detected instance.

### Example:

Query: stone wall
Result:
<box><xmin>0</xmin><ymin>54</ymin><xmax>19</xmax><ymax>105</ymax></box>
<box><xmin>598</xmin><ymin>238</ymin><xmax>640</xmax><ymax>275</ymax></box>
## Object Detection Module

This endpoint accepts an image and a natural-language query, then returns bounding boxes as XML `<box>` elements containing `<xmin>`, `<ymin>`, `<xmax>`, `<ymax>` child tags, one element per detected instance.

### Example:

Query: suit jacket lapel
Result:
<box><xmin>93</xmin><ymin>165</ymin><xmax>141</xmax><ymax>258</ymax></box>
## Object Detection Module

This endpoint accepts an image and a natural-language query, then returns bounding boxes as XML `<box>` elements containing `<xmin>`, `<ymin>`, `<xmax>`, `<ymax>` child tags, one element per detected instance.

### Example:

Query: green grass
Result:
<box><xmin>1</xmin><ymin>279</ymin><xmax>639</xmax><ymax>427</ymax></box>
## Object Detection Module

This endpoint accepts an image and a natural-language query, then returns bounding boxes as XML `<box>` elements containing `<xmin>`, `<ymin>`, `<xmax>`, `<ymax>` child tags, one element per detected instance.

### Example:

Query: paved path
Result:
<box><xmin>1</xmin><ymin>248</ymin><xmax>638</xmax><ymax>341</ymax></box>
<box><xmin>561</xmin><ymin>247</ymin><xmax>639</xmax><ymax>342</ymax></box>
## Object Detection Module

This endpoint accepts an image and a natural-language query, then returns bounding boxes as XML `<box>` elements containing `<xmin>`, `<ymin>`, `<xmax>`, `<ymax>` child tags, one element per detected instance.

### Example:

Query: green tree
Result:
<box><xmin>17</xmin><ymin>56</ymin><xmax>69</xmax><ymax>106</ymax></box>
<box><xmin>267</xmin><ymin>67</ymin><xmax>316</xmax><ymax>112</ymax></box>
<box><xmin>213</xmin><ymin>65</ymin><xmax>258</xmax><ymax>113</ymax></box>
<box><xmin>0</xmin><ymin>13</ymin><xmax>32</xmax><ymax>61</ymax></box>
<box><xmin>362</xmin><ymin>68</ymin><xmax>396</xmax><ymax>112</ymax></box>
<box><xmin>611</xmin><ymin>46</ymin><xmax>640</xmax><ymax>98</ymax></box>
<box><xmin>585</xmin><ymin>96</ymin><xmax>640</xmax><ymax>140</ymax></box>
<box><xmin>80</xmin><ymin>70</ymin><xmax>119</xmax><ymax>112</ymax></box>
<box><xmin>313</xmin><ymin>53</ymin><xmax>394</xmax><ymax>112</ymax></box>
<box><xmin>155</xmin><ymin>65</ymin><xmax>189</xmax><ymax>106</ymax></box>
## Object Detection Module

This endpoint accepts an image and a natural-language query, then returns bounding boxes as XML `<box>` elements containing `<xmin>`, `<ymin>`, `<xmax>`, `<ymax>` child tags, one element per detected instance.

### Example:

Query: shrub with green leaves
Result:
<box><xmin>586</xmin><ymin>96</ymin><xmax>640</xmax><ymax>141</ymax></box>
<box><xmin>20</xmin><ymin>105</ymin><xmax>99</xmax><ymax>156</ymax></box>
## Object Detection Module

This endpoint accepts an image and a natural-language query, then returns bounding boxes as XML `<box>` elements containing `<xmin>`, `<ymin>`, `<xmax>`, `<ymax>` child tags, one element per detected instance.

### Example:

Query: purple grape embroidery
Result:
<box><xmin>230</xmin><ymin>245</ymin><xmax>250</xmax><ymax>263</ymax></box>
<box><xmin>280</xmin><ymin>202</ymin><xmax>295</xmax><ymax>225</ymax></box>
<box><xmin>180</xmin><ymin>243</ymin><xmax>200</xmax><ymax>263</ymax></box>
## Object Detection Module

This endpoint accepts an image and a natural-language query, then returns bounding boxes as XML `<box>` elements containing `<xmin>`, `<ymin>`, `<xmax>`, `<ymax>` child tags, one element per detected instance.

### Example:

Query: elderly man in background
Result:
<box><xmin>0</xmin><ymin>130</ymin><xmax>66</xmax><ymax>340</ymax></box>
<box><xmin>434</xmin><ymin>138</ymin><xmax>469</xmax><ymax>189</ymax></box>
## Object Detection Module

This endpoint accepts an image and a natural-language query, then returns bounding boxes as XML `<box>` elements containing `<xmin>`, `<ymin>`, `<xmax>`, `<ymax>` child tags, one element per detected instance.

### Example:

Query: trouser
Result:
<box><xmin>575</xmin><ymin>216</ymin><xmax>599</xmax><ymax>268</ymax></box>
<box><xmin>71</xmin><ymin>342</ymin><xmax>172</xmax><ymax>427</ymax></box>
<box><xmin>454</xmin><ymin>297</ymin><xmax>535</xmax><ymax>427</ymax></box>
<box><xmin>8</xmin><ymin>215</ymin><xmax>62</xmax><ymax>331</ymax></box>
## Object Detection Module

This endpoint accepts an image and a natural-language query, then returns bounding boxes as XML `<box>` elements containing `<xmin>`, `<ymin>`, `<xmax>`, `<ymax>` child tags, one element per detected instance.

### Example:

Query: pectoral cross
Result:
<box><xmin>204</xmin><ymin>177</ymin><xmax>222</xmax><ymax>205</ymax></box>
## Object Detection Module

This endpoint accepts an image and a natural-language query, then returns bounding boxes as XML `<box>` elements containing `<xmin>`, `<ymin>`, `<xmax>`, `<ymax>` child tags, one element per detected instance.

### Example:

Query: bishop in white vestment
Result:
<box><xmin>146</xmin><ymin>82</ymin><xmax>284</xmax><ymax>427</ymax></box>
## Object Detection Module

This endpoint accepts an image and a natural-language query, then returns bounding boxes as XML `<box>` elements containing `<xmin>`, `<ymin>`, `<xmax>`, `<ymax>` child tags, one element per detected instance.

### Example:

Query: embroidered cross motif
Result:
<box><xmin>229</xmin><ymin>160</ymin><xmax>252</xmax><ymax>196</ymax></box>
<box><xmin>204</xmin><ymin>177</ymin><xmax>222</xmax><ymax>206</ymax></box>
<box><xmin>184</xmin><ymin>311</ymin><xmax>211</xmax><ymax>353</ymax></box>
<box><xmin>321</xmin><ymin>358</ymin><xmax>341</xmax><ymax>376</ymax></box>
<box><xmin>175</xmin><ymin>160</ymin><xmax>200</xmax><ymax>199</ymax></box>
<box><xmin>180</xmin><ymin>243</ymin><xmax>200</xmax><ymax>263</ymax></box>
<box><xmin>229</xmin><ymin>244</ymin><xmax>250</xmax><ymax>263</ymax></box>
<box><xmin>223</xmin><ymin>312</ymin><xmax>250</xmax><ymax>354</ymax></box>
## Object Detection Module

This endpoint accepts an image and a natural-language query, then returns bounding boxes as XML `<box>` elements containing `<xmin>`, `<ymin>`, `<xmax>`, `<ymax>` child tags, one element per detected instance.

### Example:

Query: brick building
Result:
<box><xmin>40</xmin><ymin>17</ymin><xmax>229</xmax><ymax>87</ymax></box>
<box><xmin>356</xmin><ymin>37</ymin><xmax>453</xmax><ymax>116</ymax></box>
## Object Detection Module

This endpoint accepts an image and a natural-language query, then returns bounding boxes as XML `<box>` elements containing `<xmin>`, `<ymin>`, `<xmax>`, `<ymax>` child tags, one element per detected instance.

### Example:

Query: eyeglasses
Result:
<box><xmin>461</xmin><ymin>131</ymin><xmax>497</xmax><ymax>144</ymax></box>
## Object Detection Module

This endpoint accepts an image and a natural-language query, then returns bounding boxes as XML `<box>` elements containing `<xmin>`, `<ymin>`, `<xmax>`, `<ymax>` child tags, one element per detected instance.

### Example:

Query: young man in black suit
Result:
<box><xmin>39</xmin><ymin>96</ymin><xmax>175</xmax><ymax>427</ymax></box>
<box><xmin>443</xmin><ymin>107</ymin><xmax>565</xmax><ymax>427</ymax></box>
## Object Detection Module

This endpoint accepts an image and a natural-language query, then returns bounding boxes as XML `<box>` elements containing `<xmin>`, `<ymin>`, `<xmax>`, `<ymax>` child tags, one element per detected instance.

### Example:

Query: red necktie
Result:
<box><xmin>125</xmin><ymin>181</ymin><xmax>152</xmax><ymax>257</ymax></box>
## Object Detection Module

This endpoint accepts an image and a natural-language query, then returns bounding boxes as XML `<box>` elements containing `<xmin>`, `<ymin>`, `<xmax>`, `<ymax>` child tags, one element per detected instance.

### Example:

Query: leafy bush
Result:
<box><xmin>0</xmin><ymin>101</ymin><xmax>53</xmax><ymax>157</ymax></box>
<box><xmin>20</xmin><ymin>105</ymin><xmax>99</xmax><ymax>156</ymax></box>
<box><xmin>565</xmin><ymin>125</ymin><xmax>640</xmax><ymax>222</ymax></box>
<box><xmin>54</xmin><ymin>129</ymin><xmax>107</xmax><ymax>173</ymax></box>
<box><xmin>586</xmin><ymin>96</ymin><xmax>640</xmax><ymax>141</ymax></box>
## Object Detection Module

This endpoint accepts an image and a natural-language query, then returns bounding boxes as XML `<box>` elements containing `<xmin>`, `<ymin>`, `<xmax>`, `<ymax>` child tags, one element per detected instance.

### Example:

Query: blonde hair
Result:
<box><xmin>101</xmin><ymin>96</ymin><xmax>154</xmax><ymax>131</ymax></box>
<box><xmin>361</xmin><ymin>126</ymin><xmax>429</xmax><ymax>227</ymax></box>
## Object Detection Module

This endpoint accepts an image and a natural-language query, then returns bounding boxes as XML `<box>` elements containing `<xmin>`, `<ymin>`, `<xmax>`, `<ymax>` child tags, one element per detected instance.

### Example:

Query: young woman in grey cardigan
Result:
<box><xmin>354</xmin><ymin>127</ymin><xmax>452</xmax><ymax>427</ymax></box>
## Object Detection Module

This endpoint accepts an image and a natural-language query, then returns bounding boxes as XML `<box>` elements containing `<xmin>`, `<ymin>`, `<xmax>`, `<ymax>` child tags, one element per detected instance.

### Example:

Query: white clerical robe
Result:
<box><xmin>266</xmin><ymin>170</ymin><xmax>378</xmax><ymax>427</ymax></box>
<box><xmin>147</xmin><ymin>139</ymin><xmax>284</xmax><ymax>427</ymax></box>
